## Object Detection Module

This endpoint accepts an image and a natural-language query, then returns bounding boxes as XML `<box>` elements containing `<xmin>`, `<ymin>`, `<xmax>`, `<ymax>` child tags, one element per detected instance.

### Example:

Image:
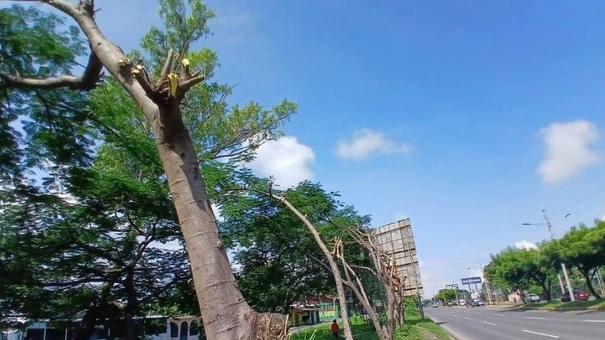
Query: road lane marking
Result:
<box><xmin>521</xmin><ymin>330</ymin><xmax>559</xmax><ymax>338</ymax></box>
<box><xmin>483</xmin><ymin>322</ymin><xmax>496</xmax><ymax>326</ymax></box>
<box><xmin>582</xmin><ymin>320</ymin><xmax>605</xmax><ymax>323</ymax></box>
<box><xmin>463</xmin><ymin>317</ymin><xmax>471</xmax><ymax>320</ymax></box>
<box><xmin>494</xmin><ymin>313</ymin><xmax>505</xmax><ymax>316</ymax></box>
<box><xmin>526</xmin><ymin>316</ymin><xmax>546</xmax><ymax>320</ymax></box>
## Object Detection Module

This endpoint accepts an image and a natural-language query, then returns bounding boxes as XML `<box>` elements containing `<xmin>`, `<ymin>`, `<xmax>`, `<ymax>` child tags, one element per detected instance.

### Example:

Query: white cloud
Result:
<box><xmin>537</xmin><ymin>120</ymin><xmax>599</xmax><ymax>184</ymax></box>
<box><xmin>248</xmin><ymin>136</ymin><xmax>315</xmax><ymax>188</ymax></box>
<box><xmin>336</xmin><ymin>129</ymin><xmax>411</xmax><ymax>160</ymax></box>
<box><xmin>514</xmin><ymin>240</ymin><xmax>538</xmax><ymax>250</ymax></box>
<box><xmin>418</xmin><ymin>260</ymin><xmax>453</xmax><ymax>298</ymax></box>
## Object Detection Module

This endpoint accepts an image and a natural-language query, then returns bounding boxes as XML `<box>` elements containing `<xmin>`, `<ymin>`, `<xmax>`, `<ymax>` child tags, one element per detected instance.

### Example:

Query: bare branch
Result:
<box><xmin>160</xmin><ymin>49</ymin><xmax>174</xmax><ymax>80</ymax></box>
<box><xmin>305</xmin><ymin>253</ymin><xmax>332</xmax><ymax>272</ymax></box>
<box><xmin>178</xmin><ymin>73</ymin><xmax>205</xmax><ymax>94</ymax></box>
<box><xmin>0</xmin><ymin>69</ymin><xmax>102</xmax><ymax>90</ymax></box>
<box><xmin>350</xmin><ymin>264</ymin><xmax>378</xmax><ymax>277</ymax></box>
<box><xmin>131</xmin><ymin>65</ymin><xmax>155</xmax><ymax>98</ymax></box>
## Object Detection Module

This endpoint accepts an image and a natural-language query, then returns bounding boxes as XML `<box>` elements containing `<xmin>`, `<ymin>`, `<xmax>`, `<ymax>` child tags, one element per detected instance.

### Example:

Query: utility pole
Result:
<box><xmin>542</xmin><ymin>209</ymin><xmax>575</xmax><ymax>301</ymax></box>
<box><xmin>480</xmin><ymin>264</ymin><xmax>494</xmax><ymax>305</ymax></box>
<box><xmin>452</xmin><ymin>283</ymin><xmax>459</xmax><ymax>305</ymax></box>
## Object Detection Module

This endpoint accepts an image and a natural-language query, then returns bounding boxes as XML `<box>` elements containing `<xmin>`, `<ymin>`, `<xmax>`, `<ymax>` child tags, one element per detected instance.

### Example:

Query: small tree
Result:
<box><xmin>336</xmin><ymin>228</ymin><xmax>407</xmax><ymax>340</ymax></box>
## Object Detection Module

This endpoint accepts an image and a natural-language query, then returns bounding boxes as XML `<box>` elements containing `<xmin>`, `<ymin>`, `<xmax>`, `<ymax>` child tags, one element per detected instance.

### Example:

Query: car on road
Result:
<box><xmin>432</xmin><ymin>302</ymin><xmax>439</xmax><ymax>308</ymax></box>
<box><xmin>464</xmin><ymin>299</ymin><xmax>484</xmax><ymax>307</ymax></box>
<box><xmin>473</xmin><ymin>298</ymin><xmax>485</xmax><ymax>306</ymax></box>
<box><xmin>527</xmin><ymin>294</ymin><xmax>540</xmax><ymax>303</ymax></box>
<box><xmin>561</xmin><ymin>288</ymin><xmax>590</xmax><ymax>302</ymax></box>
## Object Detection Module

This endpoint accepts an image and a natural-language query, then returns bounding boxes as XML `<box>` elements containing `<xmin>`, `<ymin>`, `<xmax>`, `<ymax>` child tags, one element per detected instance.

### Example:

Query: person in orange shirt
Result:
<box><xmin>331</xmin><ymin>319</ymin><xmax>340</xmax><ymax>339</ymax></box>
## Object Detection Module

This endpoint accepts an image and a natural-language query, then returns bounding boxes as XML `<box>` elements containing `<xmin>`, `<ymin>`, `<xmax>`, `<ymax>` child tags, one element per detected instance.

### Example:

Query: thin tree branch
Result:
<box><xmin>350</xmin><ymin>264</ymin><xmax>378</xmax><ymax>277</ymax></box>
<box><xmin>160</xmin><ymin>49</ymin><xmax>174</xmax><ymax>80</ymax></box>
<box><xmin>0</xmin><ymin>0</ymin><xmax>104</xmax><ymax>90</ymax></box>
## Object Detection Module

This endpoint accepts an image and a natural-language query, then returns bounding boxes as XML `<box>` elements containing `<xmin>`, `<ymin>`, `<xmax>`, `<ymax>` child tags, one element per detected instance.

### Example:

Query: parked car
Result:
<box><xmin>527</xmin><ymin>294</ymin><xmax>540</xmax><ymax>303</ymax></box>
<box><xmin>561</xmin><ymin>289</ymin><xmax>590</xmax><ymax>302</ymax></box>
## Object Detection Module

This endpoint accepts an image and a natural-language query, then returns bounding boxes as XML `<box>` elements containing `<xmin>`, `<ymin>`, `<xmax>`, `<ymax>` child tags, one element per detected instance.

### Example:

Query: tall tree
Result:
<box><xmin>220</xmin><ymin>180</ymin><xmax>335</xmax><ymax>313</ymax></box>
<box><xmin>485</xmin><ymin>246</ymin><xmax>556</xmax><ymax>301</ymax></box>
<box><xmin>1</xmin><ymin>1</ymin><xmax>296</xmax><ymax>338</ymax></box>
<box><xmin>557</xmin><ymin>222</ymin><xmax>605</xmax><ymax>299</ymax></box>
<box><xmin>224</xmin><ymin>179</ymin><xmax>375</xmax><ymax>340</ymax></box>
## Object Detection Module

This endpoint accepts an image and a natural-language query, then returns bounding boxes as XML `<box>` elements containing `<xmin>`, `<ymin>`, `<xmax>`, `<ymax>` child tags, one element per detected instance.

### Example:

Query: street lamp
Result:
<box><xmin>523</xmin><ymin>209</ymin><xmax>575</xmax><ymax>302</ymax></box>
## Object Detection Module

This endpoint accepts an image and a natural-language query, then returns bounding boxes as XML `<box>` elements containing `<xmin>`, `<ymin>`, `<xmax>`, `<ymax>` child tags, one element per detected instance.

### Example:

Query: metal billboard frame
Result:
<box><xmin>374</xmin><ymin>218</ymin><xmax>423</xmax><ymax>297</ymax></box>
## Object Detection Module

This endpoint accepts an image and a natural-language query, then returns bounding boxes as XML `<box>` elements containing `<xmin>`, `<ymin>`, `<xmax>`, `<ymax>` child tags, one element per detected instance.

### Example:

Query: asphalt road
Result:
<box><xmin>425</xmin><ymin>306</ymin><xmax>605</xmax><ymax>340</ymax></box>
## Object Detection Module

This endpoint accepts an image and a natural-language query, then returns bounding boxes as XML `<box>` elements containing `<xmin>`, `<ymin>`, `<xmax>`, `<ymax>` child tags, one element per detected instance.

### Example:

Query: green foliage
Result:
<box><xmin>140</xmin><ymin>0</ymin><xmax>297</xmax><ymax>163</ymax></box>
<box><xmin>522</xmin><ymin>299</ymin><xmax>605</xmax><ymax>311</ymax></box>
<box><xmin>404</xmin><ymin>297</ymin><xmax>418</xmax><ymax>315</ymax></box>
<box><xmin>291</xmin><ymin>324</ymin><xmax>378</xmax><ymax>340</ymax></box>
<box><xmin>434</xmin><ymin>289</ymin><xmax>456</xmax><ymax>302</ymax></box>
<box><xmin>554</xmin><ymin>221</ymin><xmax>605</xmax><ymax>298</ymax></box>
<box><xmin>351</xmin><ymin>312</ymin><xmax>365</xmax><ymax>325</ymax></box>
<box><xmin>290</xmin><ymin>312</ymin><xmax>452</xmax><ymax>340</ymax></box>
<box><xmin>142</xmin><ymin>0</ymin><xmax>215</xmax><ymax>76</ymax></box>
<box><xmin>485</xmin><ymin>245</ymin><xmax>557</xmax><ymax>300</ymax></box>
<box><xmin>0</xmin><ymin>5</ymin><xmax>92</xmax><ymax>181</ymax></box>
<box><xmin>220</xmin><ymin>179</ymin><xmax>370</xmax><ymax>312</ymax></box>
<box><xmin>486</xmin><ymin>220</ymin><xmax>605</xmax><ymax>301</ymax></box>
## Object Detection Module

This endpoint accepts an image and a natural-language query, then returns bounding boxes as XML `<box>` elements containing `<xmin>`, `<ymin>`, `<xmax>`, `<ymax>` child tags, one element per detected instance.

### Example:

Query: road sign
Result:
<box><xmin>461</xmin><ymin>277</ymin><xmax>482</xmax><ymax>285</ymax></box>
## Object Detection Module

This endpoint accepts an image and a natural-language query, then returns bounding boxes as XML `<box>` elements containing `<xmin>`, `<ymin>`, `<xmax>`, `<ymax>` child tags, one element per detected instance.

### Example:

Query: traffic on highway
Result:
<box><xmin>426</xmin><ymin>306</ymin><xmax>605</xmax><ymax>340</ymax></box>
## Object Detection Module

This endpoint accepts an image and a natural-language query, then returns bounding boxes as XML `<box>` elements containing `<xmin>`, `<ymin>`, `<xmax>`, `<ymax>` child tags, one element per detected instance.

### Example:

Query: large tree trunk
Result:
<box><xmin>72</xmin><ymin>308</ymin><xmax>100</xmax><ymax>340</ymax></box>
<box><xmin>538</xmin><ymin>279</ymin><xmax>552</xmax><ymax>301</ymax></box>
<box><xmin>156</xmin><ymin>117</ymin><xmax>287</xmax><ymax>339</ymax></box>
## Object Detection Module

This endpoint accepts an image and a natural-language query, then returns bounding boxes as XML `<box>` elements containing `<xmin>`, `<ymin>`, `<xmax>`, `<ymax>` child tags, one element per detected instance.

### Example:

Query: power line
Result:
<box><xmin>550</xmin><ymin>182</ymin><xmax>605</xmax><ymax>219</ymax></box>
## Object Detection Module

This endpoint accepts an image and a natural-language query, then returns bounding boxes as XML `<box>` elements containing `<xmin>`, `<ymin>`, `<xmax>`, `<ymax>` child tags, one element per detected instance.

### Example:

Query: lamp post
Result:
<box><xmin>523</xmin><ymin>209</ymin><xmax>575</xmax><ymax>301</ymax></box>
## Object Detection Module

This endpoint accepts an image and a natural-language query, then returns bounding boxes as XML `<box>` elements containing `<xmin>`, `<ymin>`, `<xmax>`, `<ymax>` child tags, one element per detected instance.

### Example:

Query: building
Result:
<box><xmin>290</xmin><ymin>295</ymin><xmax>338</xmax><ymax>325</ymax></box>
<box><xmin>1</xmin><ymin>316</ymin><xmax>203</xmax><ymax>340</ymax></box>
<box><xmin>374</xmin><ymin>218</ymin><xmax>423</xmax><ymax>297</ymax></box>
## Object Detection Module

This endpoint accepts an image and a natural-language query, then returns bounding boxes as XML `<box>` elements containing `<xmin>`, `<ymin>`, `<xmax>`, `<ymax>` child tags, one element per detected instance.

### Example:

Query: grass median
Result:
<box><xmin>290</xmin><ymin>312</ymin><xmax>452</xmax><ymax>340</ymax></box>
<box><xmin>522</xmin><ymin>299</ymin><xmax>605</xmax><ymax>311</ymax></box>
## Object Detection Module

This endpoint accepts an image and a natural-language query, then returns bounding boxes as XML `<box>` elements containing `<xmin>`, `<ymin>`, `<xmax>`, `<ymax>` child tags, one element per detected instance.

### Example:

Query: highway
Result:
<box><xmin>425</xmin><ymin>306</ymin><xmax>605</xmax><ymax>340</ymax></box>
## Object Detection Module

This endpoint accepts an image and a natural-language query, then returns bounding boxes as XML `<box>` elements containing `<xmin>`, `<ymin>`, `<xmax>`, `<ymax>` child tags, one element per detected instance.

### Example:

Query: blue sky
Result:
<box><xmin>28</xmin><ymin>0</ymin><xmax>605</xmax><ymax>295</ymax></box>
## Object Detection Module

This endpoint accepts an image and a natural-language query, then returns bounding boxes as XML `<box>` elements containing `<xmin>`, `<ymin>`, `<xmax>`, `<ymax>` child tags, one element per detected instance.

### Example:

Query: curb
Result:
<box><xmin>440</xmin><ymin>325</ymin><xmax>465</xmax><ymax>340</ymax></box>
<box><xmin>425</xmin><ymin>315</ymin><xmax>465</xmax><ymax>340</ymax></box>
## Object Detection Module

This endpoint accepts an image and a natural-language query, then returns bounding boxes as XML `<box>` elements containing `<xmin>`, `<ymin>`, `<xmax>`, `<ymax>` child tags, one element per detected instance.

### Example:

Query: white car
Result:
<box><xmin>527</xmin><ymin>294</ymin><xmax>540</xmax><ymax>303</ymax></box>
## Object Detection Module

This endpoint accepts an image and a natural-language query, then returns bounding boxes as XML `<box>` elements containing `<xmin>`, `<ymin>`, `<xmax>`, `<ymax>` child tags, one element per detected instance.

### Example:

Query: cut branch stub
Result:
<box><xmin>119</xmin><ymin>53</ymin><xmax>205</xmax><ymax>106</ymax></box>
